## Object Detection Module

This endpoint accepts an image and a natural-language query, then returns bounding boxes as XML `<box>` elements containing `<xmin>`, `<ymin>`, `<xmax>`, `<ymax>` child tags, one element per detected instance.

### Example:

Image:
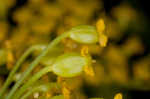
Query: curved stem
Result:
<box><xmin>6</xmin><ymin>32</ymin><xmax>69</xmax><ymax>99</ymax></box>
<box><xmin>21</xmin><ymin>83</ymin><xmax>59</xmax><ymax>99</ymax></box>
<box><xmin>14</xmin><ymin>66</ymin><xmax>52</xmax><ymax>99</ymax></box>
<box><xmin>0</xmin><ymin>45</ymin><xmax>45</xmax><ymax>98</ymax></box>
<box><xmin>21</xmin><ymin>85</ymin><xmax>44</xmax><ymax>99</ymax></box>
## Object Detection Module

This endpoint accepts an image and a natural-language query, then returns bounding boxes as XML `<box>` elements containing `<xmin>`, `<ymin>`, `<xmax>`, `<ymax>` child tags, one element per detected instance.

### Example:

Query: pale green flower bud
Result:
<box><xmin>52</xmin><ymin>52</ymin><xmax>89</xmax><ymax>77</ymax></box>
<box><xmin>69</xmin><ymin>25</ymin><xmax>99</xmax><ymax>44</ymax></box>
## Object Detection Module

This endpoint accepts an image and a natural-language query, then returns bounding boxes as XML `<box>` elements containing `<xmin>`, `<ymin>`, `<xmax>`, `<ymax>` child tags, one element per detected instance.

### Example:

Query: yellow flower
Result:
<box><xmin>114</xmin><ymin>93</ymin><xmax>123</xmax><ymax>99</ymax></box>
<box><xmin>96</xmin><ymin>19</ymin><xmax>105</xmax><ymax>34</ymax></box>
<box><xmin>62</xmin><ymin>84</ymin><xmax>70</xmax><ymax>99</ymax></box>
<box><xmin>81</xmin><ymin>46</ymin><xmax>95</xmax><ymax>76</ymax></box>
<box><xmin>96</xmin><ymin>19</ymin><xmax>108</xmax><ymax>47</ymax></box>
<box><xmin>46</xmin><ymin>92</ymin><xmax>52</xmax><ymax>98</ymax></box>
<box><xmin>84</xmin><ymin>65</ymin><xmax>95</xmax><ymax>77</ymax></box>
<box><xmin>81</xmin><ymin>45</ymin><xmax>89</xmax><ymax>57</ymax></box>
<box><xmin>99</xmin><ymin>34</ymin><xmax>108</xmax><ymax>47</ymax></box>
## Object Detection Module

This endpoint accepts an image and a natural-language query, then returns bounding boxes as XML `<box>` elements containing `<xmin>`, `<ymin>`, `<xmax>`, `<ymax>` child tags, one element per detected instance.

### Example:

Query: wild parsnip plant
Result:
<box><xmin>1</xmin><ymin>0</ymin><xmax>149</xmax><ymax>99</ymax></box>
<box><xmin>0</xmin><ymin>20</ymin><xmax>108</xmax><ymax>99</ymax></box>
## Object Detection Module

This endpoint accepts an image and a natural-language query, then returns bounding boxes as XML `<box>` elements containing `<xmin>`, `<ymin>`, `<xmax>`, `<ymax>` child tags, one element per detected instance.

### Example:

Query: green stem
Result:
<box><xmin>14</xmin><ymin>66</ymin><xmax>52</xmax><ymax>99</ymax></box>
<box><xmin>0</xmin><ymin>45</ymin><xmax>45</xmax><ymax>98</ymax></box>
<box><xmin>21</xmin><ymin>85</ymin><xmax>45</xmax><ymax>99</ymax></box>
<box><xmin>21</xmin><ymin>83</ymin><xmax>59</xmax><ymax>99</ymax></box>
<box><xmin>6</xmin><ymin>32</ymin><xmax>69</xmax><ymax>99</ymax></box>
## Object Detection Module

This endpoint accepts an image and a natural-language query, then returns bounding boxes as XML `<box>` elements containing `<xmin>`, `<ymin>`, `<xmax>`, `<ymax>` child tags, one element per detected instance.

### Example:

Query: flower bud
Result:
<box><xmin>52</xmin><ymin>52</ymin><xmax>89</xmax><ymax>77</ymax></box>
<box><xmin>69</xmin><ymin>25</ymin><xmax>99</xmax><ymax>44</ymax></box>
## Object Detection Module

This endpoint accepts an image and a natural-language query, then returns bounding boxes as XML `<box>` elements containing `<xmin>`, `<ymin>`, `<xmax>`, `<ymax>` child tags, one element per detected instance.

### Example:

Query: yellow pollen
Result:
<box><xmin>62</xmin><ymin>87</ymin><xmax>70</xmax><ymax>99</ymax></box>
<box><xmin>99</xmin><ymin>34</ymin><xmax>108</xmax><ymax>47</ymax></box>
<box><xmin>84</xmin><ymin>65</ymin><xmax>95</xmax><ymax>77</ymax></box>
<box><xmin>46</xmin><ymin>92</ymin><xmax>52</xmax><ymax>98</ymax></box>
<box><xmin>96</xmin><ymin>19</ymin><xmax>105</xmax><ymax>34</ymax></box>
<box><xmin>81</xmin><ymin>46</ymin><xmax>89</xmax><ymax>57</ymax></box>
<box><xmin>114</xmin><ymin>93</ymin><xmax>123</xmax><ymax>99</ymax></box>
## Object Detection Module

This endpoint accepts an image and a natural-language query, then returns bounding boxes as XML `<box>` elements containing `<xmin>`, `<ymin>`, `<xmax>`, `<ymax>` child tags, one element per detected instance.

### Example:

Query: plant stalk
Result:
<box><xmin>5</xmin><ymin>32</ymin><xmax>69</xmax><ymax>99</ymax></box>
